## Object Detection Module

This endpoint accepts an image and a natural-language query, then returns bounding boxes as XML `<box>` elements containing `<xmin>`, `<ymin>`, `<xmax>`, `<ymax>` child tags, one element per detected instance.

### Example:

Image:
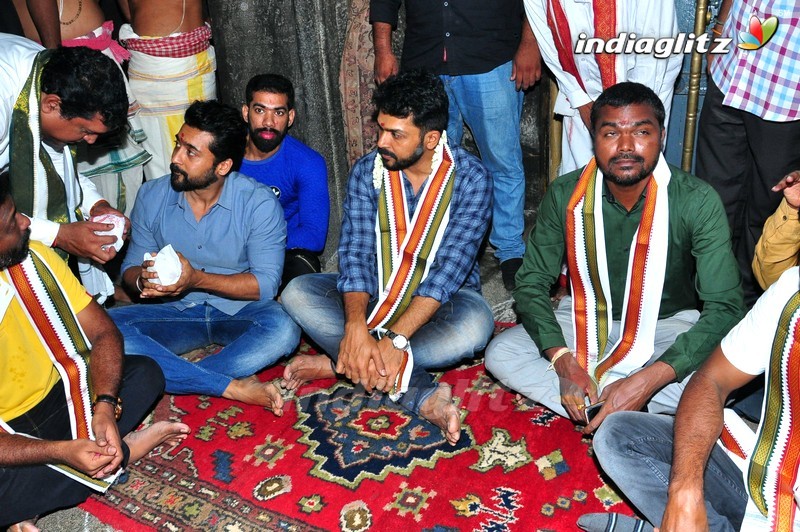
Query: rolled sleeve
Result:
<box><xmin>753</xmin><ymin>199</ymin><xmax>800</xmax><ymax>290</ymax></box>
<box><xmin>337</xmin><ymin>155</ymin><xmax>379</xmax><ymax>296</ymax></box>
<box><xmin>246</xmin><ymin>191</ymin><xmax>286</xmax><ymax>300</ymax></box>
<box><xmin>121</xmin><ymin>183</ymin><xmax>160</xmax><ymax>276</ymax></box>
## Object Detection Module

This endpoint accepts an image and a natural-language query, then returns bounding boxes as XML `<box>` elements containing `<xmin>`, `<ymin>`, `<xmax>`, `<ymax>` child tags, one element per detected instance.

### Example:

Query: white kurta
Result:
<box><xmin>524</xmin><ymin>0</ymin><xmax>683</xmax><ymax>174</ymax></box>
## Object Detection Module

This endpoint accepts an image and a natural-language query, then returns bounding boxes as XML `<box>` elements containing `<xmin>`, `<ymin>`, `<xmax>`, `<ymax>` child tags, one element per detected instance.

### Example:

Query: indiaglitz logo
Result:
<box><xmin>737</xmin><ymin>15</ymin><xmax>779</xmax><ymax>50</ymax></box>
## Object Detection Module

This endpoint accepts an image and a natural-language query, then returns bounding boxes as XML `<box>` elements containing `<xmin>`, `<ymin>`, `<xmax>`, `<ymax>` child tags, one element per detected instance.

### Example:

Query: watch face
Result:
<box><xmin>392</xmin><ymin>335</ymin><xmax>409</xmax><ymax>350</ymax></box>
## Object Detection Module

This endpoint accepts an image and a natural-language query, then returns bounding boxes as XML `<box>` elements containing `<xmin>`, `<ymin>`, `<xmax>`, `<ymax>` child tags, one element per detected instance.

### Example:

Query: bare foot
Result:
<box><xmin>7</xmin><ymin>519</ymin><xmax>39</xmax><ymax>532</ymax></box>
<box><xmin>124</xmin><ymin>421</ymin><xmax>190</xmax><ymax>462</ymax></box>
<box><xmin>223</xmin><ymin>376</ymin><xmax>285</xmax><ymax>415</ymax></box>
<box><xmin>418</xmin><ymin>383</ymin><xmax>461</xmax><ymax>446</ymax></box>
<box><xmin>281</xmin><ymin>355</ymin><xmax>335</xmax><ymax>391</ymax></box>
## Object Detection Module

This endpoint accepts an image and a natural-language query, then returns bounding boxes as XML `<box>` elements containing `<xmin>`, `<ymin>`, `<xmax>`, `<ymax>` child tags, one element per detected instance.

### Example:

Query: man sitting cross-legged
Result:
<box><xmin>280</xmin><ymin>70</ymin><xmax>495</xmax><ymax>445</ymax></box>
<box><xmin>485</xmin><ymin>82</ymin><xmax>745</xmax><ymax>433</ymax></box>
<box><xmin>583</xmin><ymin>266</ymin><xmax>800</xmax><ymax>532</ymax></box>
<box><xmin>0</xmin><ymin>172</ymin><xmax>189</xmax><ymax>531</ymax></box>
<box><xmin>109</xmin><ymin>100</ymin><xmax>300</xmax><ymax>413</ymax></box>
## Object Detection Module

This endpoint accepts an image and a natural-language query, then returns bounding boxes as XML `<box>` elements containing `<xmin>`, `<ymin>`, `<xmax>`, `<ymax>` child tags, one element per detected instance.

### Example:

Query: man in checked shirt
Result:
<box><xmin>280</xmin><ymin>70</ymin><xmax>495</xmax><ymax>446</ymax></box>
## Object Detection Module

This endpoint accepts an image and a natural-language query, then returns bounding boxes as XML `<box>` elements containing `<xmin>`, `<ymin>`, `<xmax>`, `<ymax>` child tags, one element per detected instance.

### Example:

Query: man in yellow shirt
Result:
<box><xmin>0</xmin><ymin>172</ymin><xmax>189</xmax><ymax>530</ymax></box>
<box><xmin>753</xmin><ymin>170</ymin><xmax>800</xmax><ymax>290</ymax></box>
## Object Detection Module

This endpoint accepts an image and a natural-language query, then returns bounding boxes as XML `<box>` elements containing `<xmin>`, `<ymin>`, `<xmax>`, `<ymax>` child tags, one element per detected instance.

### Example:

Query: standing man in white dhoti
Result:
<box><xmin>119</xmin><ymin>0</ymin><xmax>217</xmax><ymax>182</ymax></box>
<box><xmin>524</xmin><ymin>0</ymin><xmax>682</xmax><ymax>174</ymax></box>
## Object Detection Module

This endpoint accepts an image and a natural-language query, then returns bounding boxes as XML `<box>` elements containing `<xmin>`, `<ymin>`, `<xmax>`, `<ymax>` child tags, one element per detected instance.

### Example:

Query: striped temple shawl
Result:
<box><xmin>721</xmin><ymin>290</ymin><xmax>800</xmax><ymax>531</ymax></box>
<box><xmin>366</xmin><ymin>134</ymin><xmax>455</xmax><ymax>399</ymax></box>
<box><xmin>0</xmin><ymin>248</ymin><xmax>117</xmax><ymax>492</ymax></box>
<box><xmin>565</xmin><ymin>154</ymin><xmax>670</xmax><ymax>390</ymax></box>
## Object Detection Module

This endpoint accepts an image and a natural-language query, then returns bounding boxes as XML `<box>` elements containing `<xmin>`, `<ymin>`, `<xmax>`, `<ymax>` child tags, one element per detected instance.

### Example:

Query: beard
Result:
<box><xmin>249</xmin><ymin>125</ymin><xmax>287</xmax><ymax>154</ymax></box>
<box><xmin>378</xmin><ymin>143</ymin><xmax>425</xmax><ymax>171</ymax></box>
<box><xmin>170</xmin><ymin>164</ymin><xmax>219</xmax><ymax>192</ymax></box>
<box><xmin>0</xmin><ymin>228</ymin><xmax>31</xmax><ymax>268</ymax></box>
<box><xmin>600</xmin><ymin>154</ymin><xmax>657</xmax><ymax>187</ymax></box>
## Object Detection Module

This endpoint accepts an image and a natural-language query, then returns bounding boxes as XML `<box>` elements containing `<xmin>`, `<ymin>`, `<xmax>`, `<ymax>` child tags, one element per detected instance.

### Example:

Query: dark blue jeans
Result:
<box><xmin>109</xmin><ymin>300</ymin><xmax>300</xmax><ymax>396</ymax></box>
<box><xmin>281</xmin><ymin>274</ymin><xmax>494</xmax><ymax>415</ymax></box>
<box><xmin>594</xmin><ymin>411</ymin><xmax>748</xmax><ymax>531</ymax></box>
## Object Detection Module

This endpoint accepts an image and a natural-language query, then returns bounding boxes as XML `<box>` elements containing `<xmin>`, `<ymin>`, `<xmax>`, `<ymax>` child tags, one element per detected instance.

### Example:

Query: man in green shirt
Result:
<box><xmin>485</xmin><ymin>82</ymin><xmax>744</xmax><ymax>433</ymax></box>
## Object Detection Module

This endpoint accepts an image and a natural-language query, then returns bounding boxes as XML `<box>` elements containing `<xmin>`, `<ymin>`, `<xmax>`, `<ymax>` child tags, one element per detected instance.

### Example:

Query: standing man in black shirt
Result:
<box><xmin>370</xmin><ymin>0</ymin><xmax>541</xmax><ymax>291</ymax></box>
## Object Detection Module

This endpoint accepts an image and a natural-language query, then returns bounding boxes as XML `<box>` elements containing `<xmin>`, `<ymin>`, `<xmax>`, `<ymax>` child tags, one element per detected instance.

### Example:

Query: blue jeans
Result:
<box><xmin>594</xmin><ymin>412</ymin><xmax>747</xmax><ymax>531</ymax></box>
<box><xmin>281</xmin><ymin>274</ymin><xmax>494</xmax><ymax>415</ymax></box>
<box><xmin>441</xmin><ymin>61</ymin><xmax>526</xmax><ymax>262</ymax></box>
<box><xmin>109</xmin><ymin>300</ymin><xmax>300</xmax><ymax>396</ymax></box>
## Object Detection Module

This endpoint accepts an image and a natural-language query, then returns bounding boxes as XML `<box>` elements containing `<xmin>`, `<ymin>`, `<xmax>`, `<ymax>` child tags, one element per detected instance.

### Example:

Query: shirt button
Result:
<box><xmin>783</xmin><ymin>215</ymin><xmax>788</xmax><ymax>221</ymax></box>
<box><xmin>197</xmin><ymin>244</ymin><xmax>202</xmax><ymax>249</ymax></box>
<box><xmin>444</xmin><ymin>1</ymin><xmax>448</xmax><ymax>5</ymax></box>
<box><xmin>445</xmin><ymin>32</ymin><xmax>450</xmax><ymax>37</ymax></box>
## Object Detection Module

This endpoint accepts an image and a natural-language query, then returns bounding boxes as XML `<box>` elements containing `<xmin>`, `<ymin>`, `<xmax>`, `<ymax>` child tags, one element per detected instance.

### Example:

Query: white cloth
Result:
<box><xmin>523</xmin><ymin>0</ymin><xmax>683</xmax><ymax>174</ymax></box>
<box><xmin>719</xmin><ymin>266</ymin><xmax>800</xmax><ymax>531</ymax></box>
<box><xmin>0</xmin><ymin>33</ymin><xmax>111</xmax><ymax>299</ymax></box>
<box><xmin>119</xmin><ymin>24</ymin><xmax>217</xmax><ymax>181</ymax></box>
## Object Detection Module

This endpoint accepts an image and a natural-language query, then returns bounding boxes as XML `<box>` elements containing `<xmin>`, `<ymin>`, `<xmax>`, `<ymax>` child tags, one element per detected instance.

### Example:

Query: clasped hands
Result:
<box><xmin>137</xmin><ymin>252</ymin><xmax>196</xmax><ymax>298</ymax></box>
<box><xmin>336</xmin><ymin>325</ymin><xmax>406</xmax><ymax>393</ymax></box>
<box><xmin>59</xmin><ymin>405</ymin><xmax>123</xmax><ymax>479</ymax></box>
<box><xmin>554</xmin><ymin>353</ymin><xmax>653</xmax><ymax>434</ymax></box>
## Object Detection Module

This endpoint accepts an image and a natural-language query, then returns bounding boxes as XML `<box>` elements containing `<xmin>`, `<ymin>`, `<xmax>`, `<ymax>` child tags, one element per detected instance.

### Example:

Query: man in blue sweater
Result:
<box><xmin>240</xmin><ymin>74</ymin><xmax>330</xmax><ymax>290</ymax></box>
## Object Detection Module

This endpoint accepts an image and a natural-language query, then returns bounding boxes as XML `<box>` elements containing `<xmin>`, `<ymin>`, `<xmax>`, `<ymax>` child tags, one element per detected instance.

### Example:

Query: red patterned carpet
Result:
<box><xmin>81</xmin><ymin>330</ymin><xmax>633</xmax><ymax>531</ymax></box>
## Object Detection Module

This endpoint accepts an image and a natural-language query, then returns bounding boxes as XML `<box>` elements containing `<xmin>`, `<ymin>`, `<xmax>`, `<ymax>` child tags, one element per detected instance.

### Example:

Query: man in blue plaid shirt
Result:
<box><xmin>281</xmin><ymin>70</ymin><xmax>494</xmax><ymax>445</ymax></box>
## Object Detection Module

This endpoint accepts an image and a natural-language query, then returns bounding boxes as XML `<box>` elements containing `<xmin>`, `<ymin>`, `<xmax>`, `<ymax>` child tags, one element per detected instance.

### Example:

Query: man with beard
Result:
<box><xmin>0</xmin><ymin>171</ymin><xmax>190</xmax><ymax>530</ymax></box>
<box><xmin>280</xmin><ymin>70</ymin><xmax>495</xmax><ymax>445</ymax></box>
<box><xmin>239</xmin><ymin>74</ymin><xmax>329</xmax><ymax>291</ymax></box>
<box><xmin>485</xmin><ymin>82</ymin><xmax>745</xmax><ymax>432</ymax></box>
<box><xmin>108</xmin><ymin>100</ymin><xmax>300</xmax><ymax>412</ymax></box>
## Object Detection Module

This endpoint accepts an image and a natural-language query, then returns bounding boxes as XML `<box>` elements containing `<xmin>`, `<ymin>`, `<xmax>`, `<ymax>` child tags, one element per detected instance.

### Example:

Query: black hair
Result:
<box><xmin>590</xmin><ymin>82</ymin><xmax>666</xmax><ymax>132</ymax></box>
<box><xmin>40</xmin><ymin>47</ymin><xmax>128</xmax><ymax>132</ymax></box>
<box><xmin>183</xmin><ymin>100</ymin><xmax>247</xmax><ymax>169</ymax></box>
<box><xmin>245</xmin><ymin>74</ymin><xmax>295</xmax><ymax>109</ymax></box>
<box><xmin>372</xmin><ymin>69</ymin><xmax>448</xmax><ymax>133</ymax></box>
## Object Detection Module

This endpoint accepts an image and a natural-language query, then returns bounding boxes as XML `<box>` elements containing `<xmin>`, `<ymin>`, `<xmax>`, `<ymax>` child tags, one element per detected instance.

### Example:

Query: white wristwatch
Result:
<box><xmin>384</xmin><ymin>329</ymin><xmax>410</xmax><ymax>351</ymax></box>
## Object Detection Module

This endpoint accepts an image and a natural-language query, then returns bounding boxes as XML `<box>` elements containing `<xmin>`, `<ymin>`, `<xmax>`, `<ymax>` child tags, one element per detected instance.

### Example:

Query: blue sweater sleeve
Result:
<box><xmin>289</xmin><ymin>150</ymin><xmax>329</xmax><ymax>252</ymax></box>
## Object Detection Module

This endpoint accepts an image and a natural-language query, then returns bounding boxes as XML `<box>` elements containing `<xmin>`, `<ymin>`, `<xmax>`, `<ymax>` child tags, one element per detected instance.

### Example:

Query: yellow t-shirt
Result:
<box><xmin>0</xmin><ymin>242</ymin><xmax>92</xmax><ymax>421</ymax></box>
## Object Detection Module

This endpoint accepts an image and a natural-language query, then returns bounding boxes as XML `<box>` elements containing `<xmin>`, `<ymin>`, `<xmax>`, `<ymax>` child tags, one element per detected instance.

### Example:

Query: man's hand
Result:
<box><xmin>578</xmin><ymin>101</ymin><xmax>594</xmax><ymax>130</ymax></box>
<box><xmin>90</xmin><ymin>201</ymin><xmax>130</xmax><ymax>240</ymax></box>
<box><xmin>553</xmin><ymin>353</ymin><xmax>598</xmax><ymax>422</ymax></box>
<box><xmin>772</xmin><ymin>170</ymin><xmax>800</xmax><ymax>209</ymax></box>
<box><xmin>337</xmin><ymin>324</ymin><xmax>387</xmax><ymax>391</ymax></box>
<box><xmin>57</xmin><ymin>438</ymin><xmax>118</xmax><ymax>478</ymax></box>
<box><xmin>53</xmin><ymin>221</ymin><xmax>119</xmax><ymax>263</ymax></box>
<box><xmin>656</xmin><ymin>487</ymin><xmax>709</xmax><ymax>532</ymax></box>
<box><xmin>372</xmin><ymin>337</ymin><xmax>407</xmax><ymax>393</ymax></box>
<box><xmin>511</xmin><ymin>35</ymin><xmax>542</xmax><ymax>91</ymax></box>
<box><xmin>91</xmin><ymin>405</ymin><xmax>124</xmax><ymax>476</ymax></box>
<box><xmin>139</xmin><ymin>252</ymin><xmax>197</xmax><ymax>298</ymax></box>
<box><xmin>374</xmin><ymin>50</ymin><xmax>399</xmax><ymax>85</ymax></box>
<box><xmin>583</xmin><ymin>362</ymin><xmax>676</xmax><ymax>433</ymax></box>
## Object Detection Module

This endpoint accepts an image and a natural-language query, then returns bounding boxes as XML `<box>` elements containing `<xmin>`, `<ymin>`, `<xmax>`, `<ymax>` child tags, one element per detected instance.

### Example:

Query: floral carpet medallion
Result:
<box><xmin>295</xmin><ymin>382</ymin><xmax>474</xmax><ymax>489</ymax></box>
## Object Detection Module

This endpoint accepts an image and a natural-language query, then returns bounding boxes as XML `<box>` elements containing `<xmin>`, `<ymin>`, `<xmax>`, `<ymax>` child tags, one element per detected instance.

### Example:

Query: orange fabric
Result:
<box><xmin>593</xmin><ymin>0</ymin><xmax>617</xmax><ymax>89</ymax></box>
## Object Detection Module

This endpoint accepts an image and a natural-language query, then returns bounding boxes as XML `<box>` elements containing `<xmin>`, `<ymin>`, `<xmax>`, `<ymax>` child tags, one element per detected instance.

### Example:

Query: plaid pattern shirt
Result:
<box><xmin>710</xmin><ymin>0</ymin><xmax>800</xmax><ymax>122</ymax></box>
<box><xmin>337</xmin><ymin>145</ymin><xmax>492</xmax><ymax>303</ymax></box>
<box><xmin>121</xmin><ymin>23</ymin><xmax>212</xmax><ymax>58</ymax></box>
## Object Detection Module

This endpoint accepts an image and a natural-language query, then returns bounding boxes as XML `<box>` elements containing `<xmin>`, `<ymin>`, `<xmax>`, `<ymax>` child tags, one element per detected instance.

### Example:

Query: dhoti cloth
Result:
<box><xmin>62</xmin><ymin>21</ymin><xmax>151</xmax><ymax>216</ymax></box>
<box><xmin>119</xmin><ymin>23</ymin><xmax>217</xmax><ymax>181</ymax></box>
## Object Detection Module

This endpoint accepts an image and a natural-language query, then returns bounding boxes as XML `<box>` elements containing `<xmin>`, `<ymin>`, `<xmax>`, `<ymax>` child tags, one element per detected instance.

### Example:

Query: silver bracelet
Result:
<box><xmin>135</xmin><ymin>275</ymin><xmax>144</xmax><ymax>293</ymax></box>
